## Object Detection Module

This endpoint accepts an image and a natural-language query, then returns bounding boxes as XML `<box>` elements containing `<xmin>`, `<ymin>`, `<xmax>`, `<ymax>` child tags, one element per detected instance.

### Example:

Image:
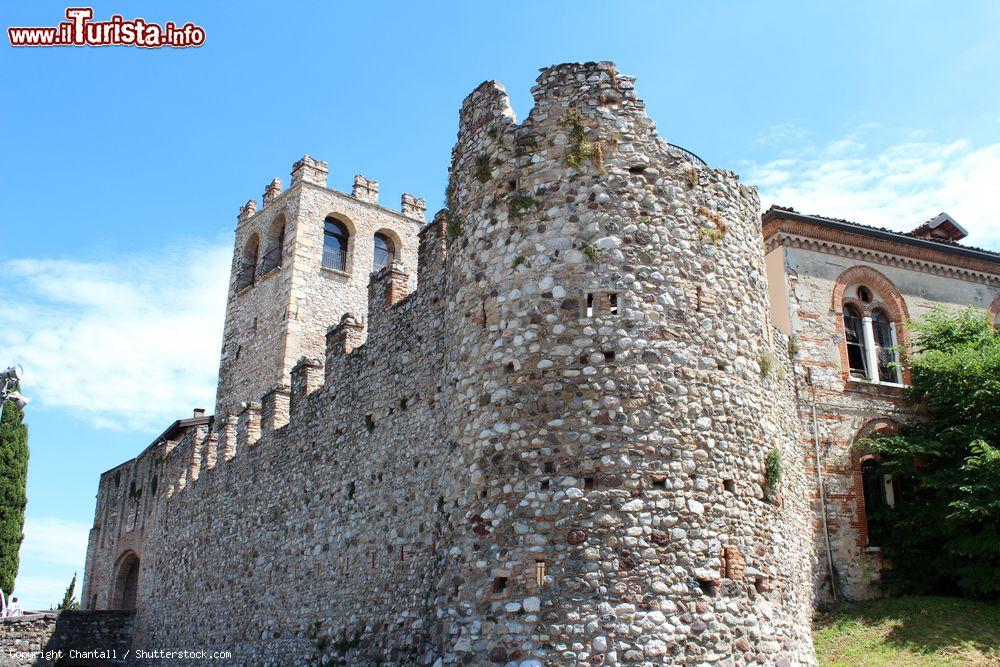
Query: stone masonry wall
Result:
<box><xmin>0</xmin><ymin>611</ymin><xmax>133</xmax><ymax>666</ymax></box>
<box><xmin>82</xmin><ymin>62</ymin><xmax>817</xmax><ymax>665</ymax></box>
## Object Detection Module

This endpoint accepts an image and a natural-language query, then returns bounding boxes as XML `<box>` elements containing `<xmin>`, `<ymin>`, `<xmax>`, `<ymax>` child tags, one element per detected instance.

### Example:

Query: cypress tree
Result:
<box><xmin>0</xmin><ymin>390</ymin><xmax>29</xmax><ymax>598</ymax></box>
<box><xmin>57</xmin><ymin>572</ymin><xmax>78</xmax><ymax>610</ymax></box>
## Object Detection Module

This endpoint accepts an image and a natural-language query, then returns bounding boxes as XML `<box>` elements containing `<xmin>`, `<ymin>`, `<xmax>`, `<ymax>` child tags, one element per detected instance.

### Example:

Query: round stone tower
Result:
<box><xmin>438</xmin><ymin>62</ymin><xmax>815</xmax><ymax>665</ymax></box>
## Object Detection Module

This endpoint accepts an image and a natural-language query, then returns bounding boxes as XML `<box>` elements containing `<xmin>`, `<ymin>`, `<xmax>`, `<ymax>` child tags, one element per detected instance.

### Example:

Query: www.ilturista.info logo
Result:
<box><xmin>8</xmin><ymin>7</ymin><xmax>205</xmax><ymax>48</ymax></box>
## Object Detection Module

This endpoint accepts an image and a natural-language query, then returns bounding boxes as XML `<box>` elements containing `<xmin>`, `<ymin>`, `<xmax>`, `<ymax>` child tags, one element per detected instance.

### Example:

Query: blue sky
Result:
<box><xmin>1</xmin><ymin>1</ymin><xmax>998</xmax><ymax>609</ymax></box>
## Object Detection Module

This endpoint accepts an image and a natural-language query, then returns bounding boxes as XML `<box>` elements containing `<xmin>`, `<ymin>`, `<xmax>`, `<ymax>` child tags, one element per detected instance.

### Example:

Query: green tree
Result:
<box><xmin>57</xmin><ymin>572</ymin><xmax>79</xmax><ymax>610</ymax></box>
<box><xmin>863</xmin><ymin>307</ymin><xmax>1000</xmax><ymax>598</ymax></box>
<box><xmin>0</xmin><ymin>387</ymin><xmax>29</xmax><ymax>598</ymax></box>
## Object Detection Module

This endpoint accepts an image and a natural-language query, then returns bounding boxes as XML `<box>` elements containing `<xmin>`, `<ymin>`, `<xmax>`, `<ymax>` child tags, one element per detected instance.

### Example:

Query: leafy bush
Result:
<box><xmin>862</xmin><ymin>307</ymin><xmax>1000</xmax><ymax>598</ymax></box>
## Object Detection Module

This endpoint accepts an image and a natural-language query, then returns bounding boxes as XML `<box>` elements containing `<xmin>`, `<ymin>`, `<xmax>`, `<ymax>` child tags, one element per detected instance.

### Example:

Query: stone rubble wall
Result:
<box><xmin>0</xmin><ymin>611</ymin><xmax>133</xmax><ymax>666</ymax></box>
<box><xmin>439</xmin><ymin>61</ymin><xmax>815</xmax><ymax>665</ymax></box>
<box><xmin>80</xmin><ymin>62</ymin><xmax>817</xmax><ymax>666</ymax></box>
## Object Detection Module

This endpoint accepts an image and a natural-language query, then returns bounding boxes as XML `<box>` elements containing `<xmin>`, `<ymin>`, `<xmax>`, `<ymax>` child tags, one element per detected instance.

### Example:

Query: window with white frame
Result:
<box><xmin>841</xmin><ymin>286</ymin><xmax>903</xmax><ymax>384</ymax></box>
<box><xmin>861</xmin><ymin>458</ymin><xmax>897</xmax><ymax>547</ymax></box>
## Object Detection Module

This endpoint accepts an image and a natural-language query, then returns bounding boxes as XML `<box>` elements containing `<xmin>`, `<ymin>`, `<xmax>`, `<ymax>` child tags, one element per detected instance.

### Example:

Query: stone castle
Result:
<box><xmin>76</xmin><ymin>62</ymin><xmax>1000</xmax><ymax>665</ymax></box>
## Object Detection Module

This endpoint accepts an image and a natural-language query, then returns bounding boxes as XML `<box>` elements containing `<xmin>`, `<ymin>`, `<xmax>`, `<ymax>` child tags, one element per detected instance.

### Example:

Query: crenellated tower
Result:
<box><xmin>213</xmin><ymin>156</ymin><xmax>425</xmax><ymax>419</ymax></box>
<box><xmin>437</xmin><ymin>62</ymin><xmax>816</xmax><ymax>664</ymax></box>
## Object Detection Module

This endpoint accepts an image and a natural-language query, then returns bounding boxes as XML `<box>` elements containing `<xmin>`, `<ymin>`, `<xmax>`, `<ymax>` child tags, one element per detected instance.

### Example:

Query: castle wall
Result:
<box><xmin>82</xmin><ymin>62</ymin><xmax>818</xmax><ymax>665</ymax></box>
<box><xmin>770</xmin><ymin>242</ymin><xmax>1000</xmax><ymax>601</ymax></box>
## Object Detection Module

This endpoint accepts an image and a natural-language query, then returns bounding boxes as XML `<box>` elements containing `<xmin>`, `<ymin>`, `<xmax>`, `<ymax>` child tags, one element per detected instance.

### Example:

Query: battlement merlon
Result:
<box><xmin>400</xmin><ymin>194</ymin><xmax>426</xmax><ymax>221</ymax></box>
<box><xmin>352</xmin><ymin>175</ymin><xmax>380</xmax><ymax>204</ymax></box>
<box><xmin>262</xmin><ymin>178</ymin><xmax>283</xmax><ymax>206</ymax></box>
<box><xmin>325</xmin><ymin>314</ymin><xmax>365</xmax><ymax>370</ymax></box>
<box><xmin>290</xmin><ymin>155</ymin><xmax>329</xmax><ymax>188</ymax></box>
<box><xmin>261</xmin><ymin>384</ymin><xmax>291</xmax><ymax>434</ymax></box>
<box><xmin>367</xmin><ymin>261</ymin><xmax>411</xmax><ymax>317</ymax></box>
<box><xmin>417</xmin><ymin>211</ymin><xmax>448</xmax><ymax>275</ymax></box>
<box><xmin>290</xmin><ymin>357</ymin><xmax>324</xmax><ymax>415</ymax></box>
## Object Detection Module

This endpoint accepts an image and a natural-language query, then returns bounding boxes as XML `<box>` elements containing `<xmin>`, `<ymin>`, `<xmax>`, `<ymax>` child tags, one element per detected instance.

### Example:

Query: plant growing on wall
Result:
<box><xmin>474</xmin><ymin>155</ymin><xmax>492</xmax><ymax>183</ymax></box>
<box><xmin>861</xmin><ymin>307</ymin><xmax>1000</xmax><ymax>598</ymax></box>
<box><xmin>0</xmin><ymin>385</ymin><xmax>29</xmax><ymax>598</ymax></box>
<box><xmin>507</xmin><ymin>194</ymin><xmax>539</xmax><ymax>221</ymax></box>
<box><xmin>562</xmin><ymin>109</ymin><xmax>605</xmax><ymax>172</ymax></box>
<box><xmin>580</xmin><ymin>242</ymin><xmax>600</xmax><ymax>263</ymax></box>
<box><xmin>764</xmin><ymin>448</ymin><xmax>783</xmax><ymax>490</ymax></box>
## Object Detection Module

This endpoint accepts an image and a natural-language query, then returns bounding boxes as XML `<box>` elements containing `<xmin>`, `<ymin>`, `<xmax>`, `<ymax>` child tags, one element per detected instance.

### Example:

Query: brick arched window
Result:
<box><xmin>832</xmin><ymin>266</ymin><xmax>909</xmax><ymax>385</ymax></box>
<box><xmin>852</xmin><ymin>419</ymin><xmax>900</xmax><ymax>548</ymax></box>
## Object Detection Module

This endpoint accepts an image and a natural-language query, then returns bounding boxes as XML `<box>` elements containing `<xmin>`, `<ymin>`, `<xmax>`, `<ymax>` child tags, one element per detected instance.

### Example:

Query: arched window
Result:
<box><xmin>323</xmin><ymin>218</ymin><xmax>349</xmax><ymax>272</ymax></box>
<box><xmin>261</xmin><ymin>218</ymin><xmax>285</xmax><ymax>274</ymax></box>
<box><xmin>843</xmin><ymin>304</ymin><xmax>868</xmax><ymax>379</ymax></box>
<box><xmin>238</xmin><ymin>234</ymin><xmax>259</xmax><ymax>290</ymax></box>
<box><xmin>861</xmin><ymin>459</ymin><xmax>896</xmax><ymax>547</ymax></box>
<box><xmin>834</xmin><ymin>270</ymin><xmax>908</xmax><ymax>385</ymax></box>
<box><xmin>373</xmin><ymin>232</ymin><xmax>395</xmax><ymax>271</ymax></box>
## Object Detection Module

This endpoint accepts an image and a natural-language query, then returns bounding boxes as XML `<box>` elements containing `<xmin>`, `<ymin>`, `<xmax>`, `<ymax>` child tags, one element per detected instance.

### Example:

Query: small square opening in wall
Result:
<box><xmin>492</xmin><ymin>576</ymin><xmax>508</xmax><ymax>593</ymax></box>
<box><xmin>723</xmin><ymin>479</ymin><xmax>736</xmax><ymax>494</ymax></box>
<box><xmin>698</xmin><ymin>578</ymin><xmax>716</xmax><ymax>597</ymax></box>
<box><xmin>543</xmin><ymin>461</ymin><xmax>555</xmax><ymax>474</ymax></box>
<box><xmin>540</xmin><ymin>479</ymin><xmax>549</xmax><ymax>490</ymax></box>
<box><xmin>628</xmin><ymin>165</ymin><xmax>646</xmax><ymax>175</ymax></box>
<box><xmin>650</xmin><ymin>475</ymin><xmax>667</xmax><ymax>491</ymax></box>
<box><xmin>583</xmin><ymin>475</ymin><xmax>596</xmax><ymax>490</ymax></box>
<box><xmin>603</xmin><ymin>350</ymin><xmax>615</xmax><ymax>362</ymax></box>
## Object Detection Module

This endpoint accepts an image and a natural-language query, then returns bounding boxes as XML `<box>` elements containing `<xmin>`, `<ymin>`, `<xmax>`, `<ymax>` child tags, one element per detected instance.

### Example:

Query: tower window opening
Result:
<box><xmin>237</xmin><ymin>234</ymin><xmax>259</xmax><ymax>290</ymax></box>
<box><xmin>609</xmin><ymin>293</ymin><xmax>619</xmax><ymax>315</ymax></box>
<box><xmin>586</xmin><ymin>293</ymin><xmax>594</xmax><ymax>317</ymax></box>
<box><xmin>373</xmin><ymin>232</ymin><xmax>395</xmax><ymax>271</ymax></box>
<box><xmin>323</xmin><ymin>217</ymin><xmax>350</xmax><ymax>272</ymax></box>
<box><xmin>492</xmin><ymin>576</ymin><xmax>508</xmax><ymax>593</ymax></box>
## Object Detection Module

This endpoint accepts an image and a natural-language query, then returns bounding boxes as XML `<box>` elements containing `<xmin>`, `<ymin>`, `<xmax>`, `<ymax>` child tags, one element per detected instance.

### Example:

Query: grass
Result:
<box><xmin>814</xmin><ymin>596</ymin><xmax>1000</xmax><ymax>666</ymax></box>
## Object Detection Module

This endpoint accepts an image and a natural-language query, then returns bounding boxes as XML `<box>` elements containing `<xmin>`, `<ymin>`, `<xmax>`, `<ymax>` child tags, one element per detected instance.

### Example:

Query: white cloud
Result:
<box><xmin>746</xmin><ymin>135</ymin><xmax>1000</xmax><ymax>251</ymax></box>
<box><xmin>13</xmin><ymin>516</ymin><xmax>91</xmax><ymax>611</ymax></box>
<box><xmin>0</xmin><ymin>242</ymin><xmax>230</xmax><ymax>432</ymax></box>
<box><xmin>20</xmin><ymin>517</ymin><xmax>90</xmax><ymax>569</ymax></box>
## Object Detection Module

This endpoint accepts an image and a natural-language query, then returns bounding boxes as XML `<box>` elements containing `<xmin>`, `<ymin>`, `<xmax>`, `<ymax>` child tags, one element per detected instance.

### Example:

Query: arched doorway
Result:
<box><xmin>111</xmin><ymin>552</ymin><xmax>140</xmax><ymax>610</ymax></box>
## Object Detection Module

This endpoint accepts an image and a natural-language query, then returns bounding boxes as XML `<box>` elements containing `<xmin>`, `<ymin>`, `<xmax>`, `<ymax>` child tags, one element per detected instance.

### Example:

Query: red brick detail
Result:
<box><xmin>762</xmin><ymin>216</ymin><xmax>1000</xmax><ymax>278</ymax></box>
<box><xmin>831</xmin><ymin>265</ymin><xmax>912</xmax><ymax>385</ymax></box>
<box><xmin>989</xmin><ymin>296</ymin><xmax>1000</xmax><ymax>325</ymax></box>
<box><xmin>851</xmin><ymin>419</ymin><xmax>899</xmax><ymax>549</ymax></box>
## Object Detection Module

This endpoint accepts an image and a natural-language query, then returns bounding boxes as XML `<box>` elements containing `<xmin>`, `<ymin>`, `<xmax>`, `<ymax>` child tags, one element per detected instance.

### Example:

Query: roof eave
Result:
<box><xmin>763</xmin><ymin>208</ymin><xmax>1000</xmax><ymax>265</ymax></box>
